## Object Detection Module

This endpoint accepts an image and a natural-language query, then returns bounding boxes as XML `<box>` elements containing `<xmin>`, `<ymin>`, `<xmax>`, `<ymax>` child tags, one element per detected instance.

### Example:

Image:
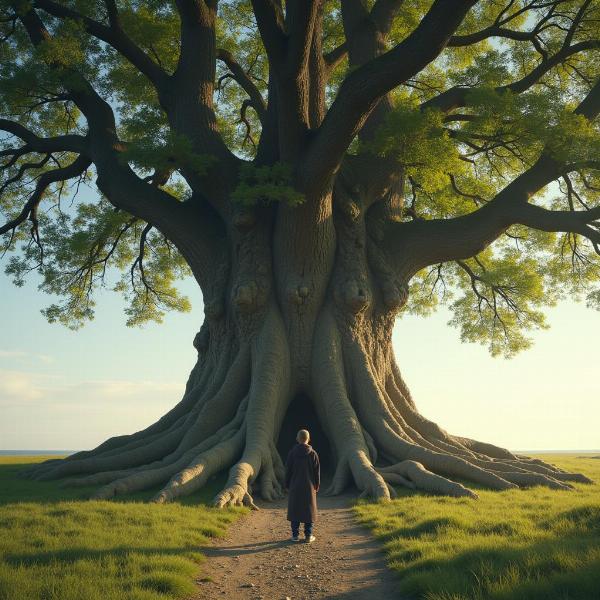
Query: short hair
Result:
<box><xmin>296</xmin><ymin>429</ymin><xmax>310</xmax><ymax>443</ymax></box>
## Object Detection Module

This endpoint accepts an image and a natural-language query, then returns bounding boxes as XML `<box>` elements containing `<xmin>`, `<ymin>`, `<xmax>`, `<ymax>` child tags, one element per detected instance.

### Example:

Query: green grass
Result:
<box><xmin>355</xmin><ymin>454</ymin><xmax>600</xmax><ymax>600</ymax></box>
<box><xmin>0</xmin><ymin>456</ymin><xmax>246</xmax><ymax>600</ymax></box>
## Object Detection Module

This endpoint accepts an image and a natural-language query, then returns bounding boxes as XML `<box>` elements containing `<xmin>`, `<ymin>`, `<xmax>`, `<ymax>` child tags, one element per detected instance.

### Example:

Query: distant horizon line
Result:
<box><xmin>1</xmin><ymin>448</ymin><xmax>600</xmax><ymax>455</ymax></box>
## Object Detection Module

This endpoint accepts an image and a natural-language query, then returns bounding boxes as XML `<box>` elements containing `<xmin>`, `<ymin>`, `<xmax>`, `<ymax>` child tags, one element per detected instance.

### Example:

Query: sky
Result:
<box><xmin>1</xmin><ymin>258</ymin><xmax>599</xmax><ymax>452</ymax></box>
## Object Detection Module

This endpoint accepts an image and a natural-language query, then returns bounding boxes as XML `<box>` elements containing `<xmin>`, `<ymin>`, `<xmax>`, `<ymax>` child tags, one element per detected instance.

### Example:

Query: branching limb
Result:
<box><xmin>516</xmin><ymin>203</ymin><xmax>600</xmax><ymax>254</ymax></box>
<box><xmin>302</xmin><ymin>0</ymin><xmax>477</xmax><ymax>193</ymax></box>
<box><xmin>0</xmin><ymin>155</ymin><xmax>91</xmax><ymax>237</ymax></box>
<box><xmin>32</xmin><ymin>0</ymin><xmax>169</xmax><ymax>91</ymax></box>
<box><xmin>169</xmin><ymin>0</ymin><xmax>240</xmax><ymax>202</ymax></box>
<box><xmin>217</xmin><ymin>49</ymin><xmax>267</xmax><ymax>122</ymax></box>
<box><xmin>285</xmin><ymin>0</ymin><xmax>322</xmax><ymax>77</ymax></box>
<box><xmin>370</xmin><ymin>0</ymin><xmax>405</xmax><ymax>35</ymax></box>
<box><xmin>448</xmin><ymin>0</ymin><xmax>577</xmax><ymax>48</ymax></box>
<box><xmin>323</xmin><ymin>42</ymin><xmax>347</xmax><ymax>74</ymax></box>
<box><xmin>0</xmin><ymin>120</ymin><xmax>87</xmax><ymax>154</ymax></box>
<box><xmin>16</xmin><ymin>3</ymin><xmax>229</xmax><ymax>288</ymax></box>
<box><xmin>250</xmin><ymin>0</ymin><xmax>286</xmax><ymax>70</ymax></box>
<box><xmin>428</xmin><ymin>0</ymin><xmax>600</xmax><ymax>114</ymax></box>
<box><xmin>426</xmin><ymin>39</ymin><xmax>600</xmax><ymax>114</ymax></box>
<box><xmin>387</xmin><ymin>78</ymin><xmax>600</xmax><ymax>277</ymax></box>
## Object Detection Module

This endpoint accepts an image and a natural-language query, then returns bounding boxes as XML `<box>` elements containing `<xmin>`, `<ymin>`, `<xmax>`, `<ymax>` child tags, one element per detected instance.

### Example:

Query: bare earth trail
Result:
<box><xmin>193</xmin><ymin>492</ymin><xmax>401</xmax><ymax>600</ymax></box>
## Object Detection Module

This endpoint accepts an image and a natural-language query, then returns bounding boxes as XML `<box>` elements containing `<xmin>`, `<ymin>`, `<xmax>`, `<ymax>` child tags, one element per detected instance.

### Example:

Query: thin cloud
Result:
<box><xmin>0</xmin><ymin>370</ymin><xmax>186</xmax><ymax>450</ymax></box>
<box><xmin>0</xmin><ymin>370</ymin><xmax>46</xmax><ymax>401</ymax></box>
<box><xmin>0</xmin><ymin>369</ymin><xmax>183</xmax><ymax>407</ymax></box>
<box><xmin>0</xmin><ymin>350</ymin><xmax>54</xmax><ymax>364</ymax></box>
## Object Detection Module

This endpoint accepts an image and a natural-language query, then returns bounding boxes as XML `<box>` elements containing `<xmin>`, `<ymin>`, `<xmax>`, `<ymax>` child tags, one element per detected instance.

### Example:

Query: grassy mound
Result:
<box><xmin>0</xmin><ymin>456</ymin><xmax>245</xmax><ymax>600</ymax></box>
<box><xmin>355</xmin><ymin>454</ymin><xmax>600</xmax><ymax>600</ymax></box>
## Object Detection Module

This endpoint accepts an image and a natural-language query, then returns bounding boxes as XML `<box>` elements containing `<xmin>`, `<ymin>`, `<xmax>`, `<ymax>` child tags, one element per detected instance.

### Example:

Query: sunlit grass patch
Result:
<box><xmin>0</xmin><ymin>456</ymin><xmax>245</xmax><ymax>600</ymax></box>
<box><xmin>355</xmin><ymin>454</ymin><xmax>600</xmax><ymax>600</ymax></box>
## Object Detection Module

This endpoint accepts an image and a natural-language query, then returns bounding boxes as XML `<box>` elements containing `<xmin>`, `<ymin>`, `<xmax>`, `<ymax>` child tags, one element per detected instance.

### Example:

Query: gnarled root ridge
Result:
<box><xmin>310</xmin><ymin>306</ymin><xmax>592</xmax><ymax>501</ymax></box>
<box><xmin>23</xmin><ymin>306</ymin><xmax>292</xmax><ymax>507</ymax></box>
<box><xmin>23</xmin><ymin>302</ymin><xmax>592</xmax><ymax>504</ymax></box>
<box><xmin>378</xmin><ymin>461</ymin><xmax>478</xmax><ymax>499</ymax></box>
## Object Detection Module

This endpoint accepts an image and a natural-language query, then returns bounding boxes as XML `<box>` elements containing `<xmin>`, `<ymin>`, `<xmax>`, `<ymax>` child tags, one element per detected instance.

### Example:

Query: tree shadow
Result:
<box><xmin>4</xmin><ymin>544</ymin><xmax>206</xmax><ymax>567</ymax></box>
<box><xmin>203</xmin><ymin>539</ymin><xmax>292</xmax><ymax>557</ymax></box>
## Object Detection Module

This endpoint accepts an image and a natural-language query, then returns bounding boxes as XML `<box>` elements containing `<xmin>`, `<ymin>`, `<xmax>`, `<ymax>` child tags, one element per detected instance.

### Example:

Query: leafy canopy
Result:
<box><xmin>1</xmin><ymin>0</ymin><xmax>600</xmax><ymax>355</ymax></box>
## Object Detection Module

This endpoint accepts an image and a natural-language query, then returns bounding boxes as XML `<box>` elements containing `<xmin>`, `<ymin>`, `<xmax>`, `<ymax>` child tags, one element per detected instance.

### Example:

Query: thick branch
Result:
<box><xmin>95</xmin><ymin>162</ymin><xmax>228</xmax><ymax>292</ymax></box>
<box><xmin>386</xmin><ymin>78</ymin><xmax>600</xmax><ymax>276</ymax></box>
<box><xmin>170</xmin><ymin>0</ymin><xmax>238</xmax><ymax>177</ymax></box>
<box><xmin>449</xmin><ymin>26</ymin><xmax>540</xmax><ymax>47</ymax></box>
<box><xmin>217</xmin><ymin>49</ymin><xmax>267</xmax><ymax>121</ymax></box>
<box><xmin>16</xmin><ymin>6</ymin><xmax>116</xmax><ymax>133</ymax></box>
<box><xmin>250</xmin><ymin>0</ymin><xmax>286</xmax><ymax>69</ymax></box>
<box><xmin>0</xmin><ymin>119</ymin><xmax>87</xmax><ymax>153</ymax></box>
<box><xmin>33</xmin><ymin>0</ymin><xmax>169</xmax><ymax>91</ymax></box>
<box><xmin>0</xmin><ymin>155</ymin><xmax>91</xmax><ymax>236</ymax></box>
<box><xmin>285</xmin><ymin>0</ymin><xmax>322</xmax><ymax>77</ymax></box>
<box><xmin>516</xmin><ymin>203</ymin><xmax>600</xmax><ymax>253</ymax></box>
<box><xmin>335</xmin><ymin>0</ymin><xmax>407</xmax><ymax>194</ymax></box>
<box><xmin>448</xmin><ymin>0</ymin><xmax>574</xmax><ymax>48</ymax></box>
<box><xmin>302</xmin><ymin>0</ymin><xmax>477</xmax><ymax>193</ymax></box>
<box><xmin>370</xmin><ymin>0</ymin><xmax>405</xmax><ymax>35</ymax></box>
<box><xmin>425</xmin><ymin>41</ymin><xmax>600</xmax><ymax>113</ymax></box>
<box><xmin>15</xmin><ymin>3</ymin><xmax>228</xmax><ymax>287</ymax></box>
<box><xmin>323</xmin><ymin>42</ymin><xmax>348</xmax><ymax>73</ymax></box>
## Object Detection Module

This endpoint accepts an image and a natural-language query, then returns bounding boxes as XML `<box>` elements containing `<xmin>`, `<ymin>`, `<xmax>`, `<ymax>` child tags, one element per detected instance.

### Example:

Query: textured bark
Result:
<box><xmin>25</xmin><ymin>181</ymin><xmax>592</xmax><ymax>505</ymax></box>
<box><xmin>13</xmin><ymin>0</ymin><xmax>598</xmax><ymax>506</ymax></box>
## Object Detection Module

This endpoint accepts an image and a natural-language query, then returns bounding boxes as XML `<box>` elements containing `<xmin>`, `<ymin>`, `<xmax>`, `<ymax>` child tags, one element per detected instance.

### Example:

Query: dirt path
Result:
<box><xmin>193</xmin><ymin>492</ymin><xmax>400</xmax><ymax>600</ymax></box>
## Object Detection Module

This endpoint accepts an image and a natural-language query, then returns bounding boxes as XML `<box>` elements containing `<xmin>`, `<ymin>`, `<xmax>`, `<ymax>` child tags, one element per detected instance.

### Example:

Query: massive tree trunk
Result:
<box><xmin>12</xmin><ymin>0</ymin><xmax>598</xmax><ymax>505</ymax></box>
<box><xmin>24</xmin><ymin>177</ymin><xmax>591</xmax><ymax>505</ymax></box>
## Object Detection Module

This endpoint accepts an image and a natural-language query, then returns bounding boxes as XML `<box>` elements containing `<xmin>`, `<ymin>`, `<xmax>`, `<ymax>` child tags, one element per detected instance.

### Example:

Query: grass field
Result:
<box><xmin>355</xmin><ymin>454</ymin><xmax>600</xmax><ymax>600</ymax></box>
<box><xmin>0</xmin><ymin>455</ymin><xmax>246</xmax><ymax>600</ymax></box>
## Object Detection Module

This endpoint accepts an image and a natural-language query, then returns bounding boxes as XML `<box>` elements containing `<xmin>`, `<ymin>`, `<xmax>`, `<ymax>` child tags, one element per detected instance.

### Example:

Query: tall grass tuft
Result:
<box><xmin>355</xmin><ymin>454</ymin><xmax>600</xmax><ymax>600</ymax></box>
<box><xmin>0</xmin><ymin>456</ymin><xmax>245</xmax><ymax>600</ymax></box>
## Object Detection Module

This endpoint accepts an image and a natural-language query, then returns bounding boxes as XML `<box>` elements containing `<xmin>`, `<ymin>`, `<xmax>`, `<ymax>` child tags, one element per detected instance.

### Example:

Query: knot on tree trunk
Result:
<box><xmin>337</xmin><ymin>278</ymin><xmax>370</xmax><ymax>313</ymax></box>
<box><xmin>287</xmin><ymin>284</ymin><xmax>311</xmax><ymax>305</ymax></box>
<box><xmin>233</xmin><ymin>280</ymin><xmax>267</xmax><ymax>313</ymax></box>
<box><xmin>193</xmin><ymin>325</ymin><xmax>209</xmax><ymax>351</ymax></box>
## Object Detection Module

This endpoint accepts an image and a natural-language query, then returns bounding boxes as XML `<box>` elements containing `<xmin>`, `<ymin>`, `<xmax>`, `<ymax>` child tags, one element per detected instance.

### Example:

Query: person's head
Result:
<box><xmin>296</xmin><ymin>429</ymin><xmax>310</xmax><ymax>444</ymax></box>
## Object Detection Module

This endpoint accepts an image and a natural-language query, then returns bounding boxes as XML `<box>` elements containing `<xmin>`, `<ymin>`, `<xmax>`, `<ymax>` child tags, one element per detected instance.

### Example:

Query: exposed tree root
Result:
<box><xmin>312</xmin><ymin>309</ymin><xmax>391</xmax><ymax>501</ymax></box>
<box><xmin>24</xmin><ymin>298</ymin><xmax>592</xmax><ymax>505</ymax></box>
<box><xmin>152</xmin><ymin>428</ymin><xmax>246</xmax><ymax>503</ymax></box>
<box><xmin>24</xmin><ymin>340</ymin><xmax>229</xmax><ymax>481</ymax></box>
<box><xmin>378</xmin><ymin>460</ymin><xmax>478</xmax><ymax>498</ymax></box>
<box><xmin>215</xmin><ymin>306</ymin><xmax>290</xmax><ymax>508</ymax></box>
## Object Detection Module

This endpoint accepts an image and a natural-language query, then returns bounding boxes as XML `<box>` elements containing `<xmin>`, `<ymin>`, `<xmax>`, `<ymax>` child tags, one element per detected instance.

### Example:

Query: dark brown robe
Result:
<box><xmin>285</xmin><ymin>443</ymin><xmax>320</xmax><ymax>523</ymax></box>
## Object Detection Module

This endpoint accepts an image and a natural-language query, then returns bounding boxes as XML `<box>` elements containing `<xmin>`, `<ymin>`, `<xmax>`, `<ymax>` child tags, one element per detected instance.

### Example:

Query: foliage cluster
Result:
<box><xmin>1</xmin><ymin>1</ymin><xmax>600</xmax><ymax>354</ymax></box>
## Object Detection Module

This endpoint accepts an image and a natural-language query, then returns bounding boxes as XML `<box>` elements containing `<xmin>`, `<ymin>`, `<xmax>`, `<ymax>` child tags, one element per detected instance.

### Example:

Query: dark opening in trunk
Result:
<box><xmin>277</xmin><ymin>392</ymin><xmax>333</xmax><ymax>477</ymax></box>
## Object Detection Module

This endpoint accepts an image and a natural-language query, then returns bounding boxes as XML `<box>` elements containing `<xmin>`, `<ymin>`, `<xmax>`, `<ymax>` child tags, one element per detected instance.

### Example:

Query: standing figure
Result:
<box><xmin>285</xmin><ymin>429</ymin><xmax>320</xmax><ymax>542</ymax></box>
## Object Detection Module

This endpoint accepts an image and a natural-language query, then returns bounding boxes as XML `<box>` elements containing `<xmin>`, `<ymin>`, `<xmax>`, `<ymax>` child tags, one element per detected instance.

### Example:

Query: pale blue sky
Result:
<box><xmin>1</xmin><ymin>258</ymin><xmax>599</xmax><ymax>451</ymax></box>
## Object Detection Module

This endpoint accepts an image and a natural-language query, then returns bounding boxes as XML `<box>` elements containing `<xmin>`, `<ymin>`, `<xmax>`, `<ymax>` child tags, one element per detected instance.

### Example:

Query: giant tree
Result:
<box><xmin>2</xmin><ymin>0</ymin><xmax>599</xmax><ymax>506</ymax></box>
